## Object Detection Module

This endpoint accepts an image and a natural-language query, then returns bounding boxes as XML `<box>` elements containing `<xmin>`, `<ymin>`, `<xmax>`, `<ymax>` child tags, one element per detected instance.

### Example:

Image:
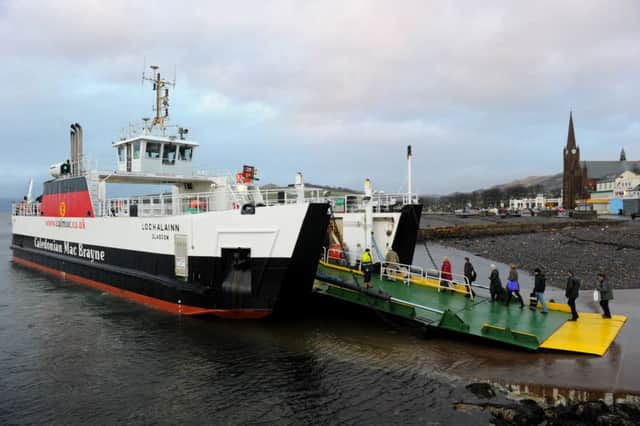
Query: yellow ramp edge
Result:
<box><xmin>540</xmin><ymin>313</ymin><xmax>627</xmax><ymax>356</ymax></box>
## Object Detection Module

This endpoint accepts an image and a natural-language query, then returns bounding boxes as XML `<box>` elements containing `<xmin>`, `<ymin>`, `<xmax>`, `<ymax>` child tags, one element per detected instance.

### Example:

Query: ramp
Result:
<box><xmin>539</xmin><ymin>313</ymin><xmax>627</xmax><ymax>356</ymax></box>
<box><xmin>315</xmin><ymin>261</ymin><xmax>627</xmax><ymax>355</ymax></box>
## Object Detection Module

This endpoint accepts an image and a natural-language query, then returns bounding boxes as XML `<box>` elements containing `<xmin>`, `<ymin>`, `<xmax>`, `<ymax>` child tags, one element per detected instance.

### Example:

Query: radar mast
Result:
<box><xmin>142</xmin><ymin>65</ymin><xmax>175</xmax><ymax>135</ymax></box>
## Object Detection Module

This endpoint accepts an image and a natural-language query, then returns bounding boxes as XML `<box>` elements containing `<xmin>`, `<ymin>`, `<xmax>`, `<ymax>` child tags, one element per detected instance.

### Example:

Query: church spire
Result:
<box><xmin>566</xmin><ymin>111</ymin><xmax>576</xmax><ymax>150</ymax></box>
<box><xmin>620</xmin><ymin>147</ymin><xmax>627</xmax><ymax>161</ymax></box>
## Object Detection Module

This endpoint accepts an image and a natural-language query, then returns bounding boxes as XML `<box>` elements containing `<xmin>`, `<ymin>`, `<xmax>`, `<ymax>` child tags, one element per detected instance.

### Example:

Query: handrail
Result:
<box><xmin>12</xmin><ymin>187</ymin><xmax>418</xmax><ymax>218</ymax></box>
<box><xmin>380</xmin><ymin>261</ymin><xmax>423</xmax><ymax>285</ymax></box>
<box><xmin>12</xmin><ymin>202</ymin><xmax>41</xmax><ymax>216</ymax></box>
<box><xmin>380</xmin><ymin>261</ymin><xmax>474</xmax><ymax>299</ymax></box>
<box><xmin>428</xmin><ymin>268</ymin><xmax>473</xmax><ymax>300</ymax></box>
<box><xmin>321</xmin><ymin>248</ymin><xmax>477</xmax><ymax>300</ymax></box>
<box><xmin>389</xmin><ymin>297</ymin><xmax>445</xmax><ymax>315</ymax></box>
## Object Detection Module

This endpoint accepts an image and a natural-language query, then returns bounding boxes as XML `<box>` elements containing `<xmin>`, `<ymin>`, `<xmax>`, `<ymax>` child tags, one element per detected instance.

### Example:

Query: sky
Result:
<box><xmin>1</xmin><ymin>0</ymin><xmax>639</xmax><ymax>197</ymax></box>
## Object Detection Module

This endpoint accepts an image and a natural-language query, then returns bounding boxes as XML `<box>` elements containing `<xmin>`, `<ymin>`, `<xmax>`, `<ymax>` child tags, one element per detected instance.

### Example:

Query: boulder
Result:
<box><xmin>466</xmin><ymin>382</ymin><xmax>497</xmax><ymax>399</ymax></box>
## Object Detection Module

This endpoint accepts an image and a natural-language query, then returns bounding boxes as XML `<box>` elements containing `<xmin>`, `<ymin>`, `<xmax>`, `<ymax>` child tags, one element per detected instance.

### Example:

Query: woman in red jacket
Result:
<box><xmin>441</xmin><ymin>257</ymin><xmax>453</xmax><ymax>289</ymax></box>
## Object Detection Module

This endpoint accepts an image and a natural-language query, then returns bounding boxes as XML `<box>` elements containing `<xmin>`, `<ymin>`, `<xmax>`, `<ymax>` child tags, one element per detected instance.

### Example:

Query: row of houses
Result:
<box><xmin>508</xmin><ymin>169</ymin><xmax>640</xmax><ymax>215</ymax></box>
<box><xmin>586</xmin><ymin>170</ymin><xmax>640</xmax><ymax>215</ymax></box>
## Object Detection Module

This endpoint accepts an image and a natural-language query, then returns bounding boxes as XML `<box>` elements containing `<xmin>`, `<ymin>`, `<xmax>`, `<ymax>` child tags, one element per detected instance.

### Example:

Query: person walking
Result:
<box><xmin>595</xmin><ymin>273</ymin><xmax>613</xmax><ymax>319</ymax></box>
<box><xmin>565</xmin><ymin>270</ymin><xmax>580</xmax><ymax>321</ymax></box>
<box><xmin>383</xmin><ymin>244</ymin><xmax>401</xmax><ymax>281</ymax></box>
<box><xmin>440</xmin><ymin>257</ymin><xmax>452</xmax><ymax>290</ymax></box>
<box><xmin>361</xmin><ymin>248</ymin><xmax>373</xmax><ymax>288</ymax></box>
<box><xmin>532</xmin><ymin>268</ymin><xmax>548</xmax><ymax>314</ymax></box>
<box><xmin>463</xmin><ymin>257</ymin><xmax>477</xmax><ymax>284</ymax></box>
<box><xmin>505</xmin><ymin>264</ymin><xmax>524</xmax><ymax>308</ymax></box>
<box><xmin>489</xmin><ymin>264</ymin><xmax>502</xmax><ymax>302</ymax></box>
<box><xmin>463</xmin><ymin>257</ymin><xmax>477</xmax><ymax>297</ymax></box>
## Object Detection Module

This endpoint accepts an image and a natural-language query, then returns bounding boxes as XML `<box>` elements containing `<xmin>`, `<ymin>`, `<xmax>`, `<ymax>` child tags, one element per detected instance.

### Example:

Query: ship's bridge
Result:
<box><xmin>112</xmin><ymin>134</ymin><xmax>199</xmax><ymax>176</ymax></box>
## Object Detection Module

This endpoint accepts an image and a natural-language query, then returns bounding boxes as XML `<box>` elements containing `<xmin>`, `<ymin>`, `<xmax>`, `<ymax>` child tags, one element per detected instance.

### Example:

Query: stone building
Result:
<box><xmin>562</xmin><ymin>112</ymin><xmax>640</xmax><ymax>209</ymax></box>
<box><xmin>562</xmin><ymin>112</ymin><xmax>588</xmax><ymax>209</ymax></box>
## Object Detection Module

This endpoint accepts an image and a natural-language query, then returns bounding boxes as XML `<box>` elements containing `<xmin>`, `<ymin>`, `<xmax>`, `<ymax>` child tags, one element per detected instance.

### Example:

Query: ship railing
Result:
<box><xmin>380</xmin><ymin>261</ymin><xmax>423</xmax><ymax>285</ymax></box>
<box><xmin>259</xmin><ymin>189</ymin><xmax>418</xmax><ymax>212</ymax></box>
<box><xmin>425</xmin><ymin>268</ymin><xmax>473</xmax><ymax>299</ymax></box>
<box><xmin>95</xmin><ymin>187</ymin><xmax>321</xmax><ymax>217</ymax></box>
<box><xmin>325</xmin><ymin>193</ymin><xmax>419</xmax><ymax>214</ymax></box>
<box><xmin>380</xmin><ymin>262</ymin><xmax>474</xmax><ymax>298</ymax></box>
<box><xmin>94</xmin><ymin>189</ymin><xmax>419</xmax><ymax>217</ymax></box>
<box><xmin>97</xmin><ymin>193</ymin><xmax>177</xmax><ymax>217</ymax></box>
<box><xmin>11</xmin><ymin>202</ymin><xmax>41</xmax><ymax>216</ymax></box>
<box><xmin>318</xmin><ymin>252</ymin><xmax>473</xmax><ymax>298</ymax></box>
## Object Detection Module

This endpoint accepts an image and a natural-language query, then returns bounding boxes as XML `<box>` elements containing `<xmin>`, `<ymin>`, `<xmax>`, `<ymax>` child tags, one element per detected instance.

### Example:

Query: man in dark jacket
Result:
<box><xmin>489</xmin><ymin>264</ymin><xmax>502</xmax><ymax>302</ymax></box>
<box><xmin>463</xmin><ymin>257</ymin><xmax>477</xmax><ymax>297</ymax></box>
<box><xmin>596</xmin><ymin>273</ymin><xmax>613</xmax><ymax>318</ymax></box>
<box><xmin>464</xmin><ymin>257</ymin><xmax>476</xmax><ymax>284</ymax></box>
<box><xmin>532</xmin><ymin>268</ymin><xmax>549</xmax><ymax>314</ymax></box>
<box><xmin>565</xmin><ymin>270</ymin><xmax>580</xmax><ymax>321</ymax></box>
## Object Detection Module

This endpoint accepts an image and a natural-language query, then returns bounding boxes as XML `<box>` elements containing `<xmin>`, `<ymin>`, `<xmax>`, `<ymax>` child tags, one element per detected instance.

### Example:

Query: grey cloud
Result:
<box><xmin>1</xmin><ymin>0</ymin><xmax>639</xmax><ymax>195</ymax></box>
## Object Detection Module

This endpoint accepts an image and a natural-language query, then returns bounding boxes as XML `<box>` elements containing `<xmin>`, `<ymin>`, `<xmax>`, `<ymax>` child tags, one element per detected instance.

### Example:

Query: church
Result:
<box><xmin>562</xmin><ymin>112</ymin><xmax>640</xmax><ymax>209</ymax></box>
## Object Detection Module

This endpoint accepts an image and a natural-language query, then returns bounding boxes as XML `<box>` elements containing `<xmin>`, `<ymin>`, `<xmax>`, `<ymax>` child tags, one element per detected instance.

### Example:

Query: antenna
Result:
<box><xmin>141</xmin><ymin>56</ymin><xmax>146</xmax><ymax>87</ymax></box>
<box><xmin>142</xmin><ymin>64</ymin><xmax>175</xmax><ymax>135</ymax></box>
<box><xmin>407</xmin><ymin>145</ymin><xmax>413</xmax><ymax>202</ymax></box>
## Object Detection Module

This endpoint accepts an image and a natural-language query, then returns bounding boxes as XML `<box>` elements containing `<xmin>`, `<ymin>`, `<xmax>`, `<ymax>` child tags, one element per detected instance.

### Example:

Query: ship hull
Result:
<box><xmin>11</xmin><ymin>203</ymin><xmax>329</xmax><ymax>318</ymax></box>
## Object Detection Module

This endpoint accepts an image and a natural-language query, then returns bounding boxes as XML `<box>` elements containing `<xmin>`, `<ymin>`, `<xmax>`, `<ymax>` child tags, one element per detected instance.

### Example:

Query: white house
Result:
<box><xmin>592</xmin><ymin>170</ymin><xmax>640</xmax><ymax>198</ymax></box>
<box><xmin>508</xmin><ymin>194</ymin><xmax>561</xmax><ymax>210</ymax></box>
<box><xmin>616</xmin><ymin>170</ymin><xmax>640</xmax><ymax>197</ymax></box>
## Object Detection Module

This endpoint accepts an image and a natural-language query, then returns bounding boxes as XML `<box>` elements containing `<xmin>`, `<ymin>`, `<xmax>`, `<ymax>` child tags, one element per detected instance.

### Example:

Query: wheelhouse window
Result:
<box><xmin>163</xmin><ymin>144</ymin><xmax>177</xmax><ymax>165</ymax></box>
<box><xmin>179</xmin><ymin>145</ymin><xmax>193</xmax><ymax>161</ymax></box>
<box><xmin>146</xmin><ymin>142</ymin><xmax>161</xmax><ymax>159</ymax></box>
<box><xmin>133</xmin><ymin>141</ymin><xmax>140</xmax><ymax>159</ymax></box>
<box><xmin>118</xmin><ymin>146</ymin><xmax>125</xmax><ymax>162</ymax></box>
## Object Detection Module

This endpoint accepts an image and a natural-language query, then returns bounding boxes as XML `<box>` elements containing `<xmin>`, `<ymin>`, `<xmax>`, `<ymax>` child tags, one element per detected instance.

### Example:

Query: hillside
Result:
<box><xmin>494</xmin><ymin>172</ymin><xmax>562</xmax><ymax>193</ymax></box>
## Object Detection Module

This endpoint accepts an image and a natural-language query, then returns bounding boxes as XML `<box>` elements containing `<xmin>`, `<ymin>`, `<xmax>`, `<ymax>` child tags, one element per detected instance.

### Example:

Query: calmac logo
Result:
<box><xmin>59</xmin><ymin>201</ymin><xmax>66</xmax><ymax>217</ymax></box>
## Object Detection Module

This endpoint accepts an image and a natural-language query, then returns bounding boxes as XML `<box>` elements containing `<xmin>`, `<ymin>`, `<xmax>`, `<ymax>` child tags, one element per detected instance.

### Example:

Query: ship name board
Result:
<box><xmin>34</xmin><ymin>237</ymin><xmax>105</xmax><ymax>263</ymax></box>
<box><xmin>141</xmin><ymin>223</ymin><xmax>180</xmax><ymax>232</ymax></box>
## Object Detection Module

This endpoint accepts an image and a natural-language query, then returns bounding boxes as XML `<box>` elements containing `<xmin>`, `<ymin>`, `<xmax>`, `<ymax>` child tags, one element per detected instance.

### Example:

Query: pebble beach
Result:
<box><xmin>438</xmin><ymin>221</ymin><xmax>640</xmax><ymax>290</ymax></box>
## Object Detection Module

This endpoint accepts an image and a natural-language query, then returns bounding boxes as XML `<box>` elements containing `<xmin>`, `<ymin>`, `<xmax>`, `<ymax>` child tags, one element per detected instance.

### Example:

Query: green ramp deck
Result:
<box><xmin>314</xmin><ymin>262</ymin><xmax>571</xmax><ymax>351</ymax></box>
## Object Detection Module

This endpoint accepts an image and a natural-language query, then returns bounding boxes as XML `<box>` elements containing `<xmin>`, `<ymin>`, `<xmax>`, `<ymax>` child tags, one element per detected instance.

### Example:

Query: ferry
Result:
<box><xmin>10</xmin><ymin>66</ymin><xmax>330</xmax><ymax>318</ymax></box>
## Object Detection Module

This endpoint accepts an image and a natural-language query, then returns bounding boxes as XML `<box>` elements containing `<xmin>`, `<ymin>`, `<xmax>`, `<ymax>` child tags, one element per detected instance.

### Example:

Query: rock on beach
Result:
<box><xmin>457</xmin><ymin>382</ymin><xmax>640</xmax><ymax>425</ymax></box>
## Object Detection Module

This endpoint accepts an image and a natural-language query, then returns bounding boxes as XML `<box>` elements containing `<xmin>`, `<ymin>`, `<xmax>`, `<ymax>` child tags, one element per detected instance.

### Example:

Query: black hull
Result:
<box><xmin>11</xmin><ymin>203</ymin><xmax>329</xmax><ymax>317</ymax></box>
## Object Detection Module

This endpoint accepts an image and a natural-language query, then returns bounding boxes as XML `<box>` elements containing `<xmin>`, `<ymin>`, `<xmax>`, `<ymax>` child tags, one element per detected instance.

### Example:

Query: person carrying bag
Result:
<box><xmin>595</xmin><ymin>273</ymin><xmax>613</xmax><ymax>318</ymax></box>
